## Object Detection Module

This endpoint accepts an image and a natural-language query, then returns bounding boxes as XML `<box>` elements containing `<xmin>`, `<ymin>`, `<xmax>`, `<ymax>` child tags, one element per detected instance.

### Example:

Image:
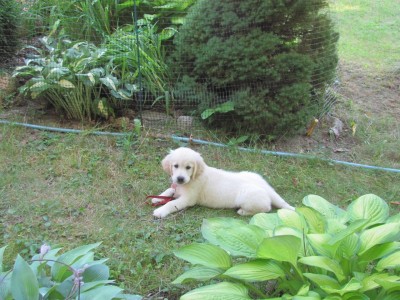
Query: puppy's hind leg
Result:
<box><xmin>236</xmin><ymin>186</ymin><xmax>272</xmax><ymax>216</ymax></box>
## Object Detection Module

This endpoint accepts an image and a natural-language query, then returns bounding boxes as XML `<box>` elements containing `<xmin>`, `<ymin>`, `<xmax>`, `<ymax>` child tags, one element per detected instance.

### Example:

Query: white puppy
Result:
<box><xmin>152</xmin><ymin>147</ymin><xmax>294</xmax><ymax>218</ymax></box>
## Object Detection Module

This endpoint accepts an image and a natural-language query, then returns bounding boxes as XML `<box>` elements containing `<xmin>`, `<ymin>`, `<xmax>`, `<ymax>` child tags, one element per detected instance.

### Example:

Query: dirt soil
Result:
<box><xmin>273</xmin><ymin>61</ymin><xmax>400</xmax><ymax>161</ymax></box>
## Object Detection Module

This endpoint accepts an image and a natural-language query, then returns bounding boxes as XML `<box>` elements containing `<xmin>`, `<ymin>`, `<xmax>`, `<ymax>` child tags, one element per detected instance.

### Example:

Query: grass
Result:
<box><xmin>1</xmin><ymin>126</ymin><xmax>399</xmax><ymax>297</ymax></box>
<box><xmin>1</xmin><ymin>1</ymin><xmax>400</xmax><ymax>298</ymax></box>
<box><xmin>330</xmin><ymin>0</ymin><xmax>400</xmax><ymax>71</ymax></box>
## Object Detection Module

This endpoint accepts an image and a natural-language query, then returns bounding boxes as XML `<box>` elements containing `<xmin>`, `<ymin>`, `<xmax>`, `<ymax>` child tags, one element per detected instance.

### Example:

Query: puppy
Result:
<box><xmin>152</xmin><ymin>147</ymin><xmax>294</xmax><ymax>218</ymax></box>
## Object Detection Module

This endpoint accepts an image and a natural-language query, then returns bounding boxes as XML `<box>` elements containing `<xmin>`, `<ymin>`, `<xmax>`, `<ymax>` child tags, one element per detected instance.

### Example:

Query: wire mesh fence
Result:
<box><xmin>0</xmin><ymin>0</ymin><xmax>339</xmax><ymax>140</ymax></box>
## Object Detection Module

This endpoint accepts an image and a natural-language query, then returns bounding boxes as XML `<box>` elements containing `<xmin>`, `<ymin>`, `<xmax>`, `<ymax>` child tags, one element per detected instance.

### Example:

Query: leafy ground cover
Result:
<box><xmin>0</xmin><ymin>0</ymin><xmax>400</xmax><ymax>299</ymax></box>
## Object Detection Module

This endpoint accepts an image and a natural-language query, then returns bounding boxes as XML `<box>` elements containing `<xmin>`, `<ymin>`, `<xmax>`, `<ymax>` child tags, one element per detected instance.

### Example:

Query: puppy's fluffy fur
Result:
<box><xmin>152</xmin><ymin>147</ymin><xmax>294</xmax><ymax>218</ymax></box>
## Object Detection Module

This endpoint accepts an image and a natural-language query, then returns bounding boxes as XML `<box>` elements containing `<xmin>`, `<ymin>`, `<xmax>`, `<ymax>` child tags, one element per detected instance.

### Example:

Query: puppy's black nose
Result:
<box><xmin>177</xmin><ymin>176</ymin><xmax>185</xmax><ymax>184</ymax></box>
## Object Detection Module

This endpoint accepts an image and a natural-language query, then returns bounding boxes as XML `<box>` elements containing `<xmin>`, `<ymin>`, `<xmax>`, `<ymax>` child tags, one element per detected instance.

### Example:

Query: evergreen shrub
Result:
<box><xmin>171</xmin><ymin>0</ymin><xmax>339</xmax><ymax>138</ymax></box>
<box><xmin>0</xmin><ymin>0</ymin><xmax>20</xmax><ymax>61</ymax></box>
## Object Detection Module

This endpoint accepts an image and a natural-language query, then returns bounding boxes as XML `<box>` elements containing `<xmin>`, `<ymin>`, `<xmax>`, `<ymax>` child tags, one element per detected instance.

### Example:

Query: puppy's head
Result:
<box><xmin>161</xmin><ymin>147</ymin><xmax>205</xmax><ymax>185</ymax></box>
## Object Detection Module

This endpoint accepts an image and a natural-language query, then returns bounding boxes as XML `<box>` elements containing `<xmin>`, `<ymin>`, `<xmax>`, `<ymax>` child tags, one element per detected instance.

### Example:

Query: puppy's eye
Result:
<box><xmin>174</xmin><ymin>164</ymin><xmax>179</xmax><ymax>168</ymax></box>
<box><xmin>186</xmin><ymin>166</ymin><xmax>191</xmax><ymax>170</ymax></box>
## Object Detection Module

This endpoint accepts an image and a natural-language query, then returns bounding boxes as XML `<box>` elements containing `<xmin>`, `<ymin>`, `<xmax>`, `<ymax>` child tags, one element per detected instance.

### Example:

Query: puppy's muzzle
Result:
<box><xmin>176</xmin><ymin>176</ymin><xmax>185</xmax><ymax>184</ymax></box>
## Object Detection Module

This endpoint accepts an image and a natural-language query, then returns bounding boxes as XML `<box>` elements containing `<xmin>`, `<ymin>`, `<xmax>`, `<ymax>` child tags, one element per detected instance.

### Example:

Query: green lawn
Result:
<box><xmin>330</xmin><ymin>0</ymin><xmax>400</xmax><ymax>70</ymax></box>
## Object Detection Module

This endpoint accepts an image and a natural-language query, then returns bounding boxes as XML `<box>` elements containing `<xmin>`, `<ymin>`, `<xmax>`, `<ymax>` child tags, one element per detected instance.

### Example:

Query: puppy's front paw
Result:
<box><xmin>151</xmin><ymin>197</ymin><xmax>162</xmax><ymax>204</ymax></box>
<box><xmin>153</xmin><ymin>207</ymin><xmax>169</xmax><ymax>219</ymax></box>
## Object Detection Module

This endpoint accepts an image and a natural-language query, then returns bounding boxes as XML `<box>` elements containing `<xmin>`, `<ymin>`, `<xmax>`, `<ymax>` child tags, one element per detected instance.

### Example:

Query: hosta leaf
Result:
<box><xmin>359</xmin><ymin>273</ymin><xmax>395</xmax><ymax>292</ymax></box>
<box><xmin>223</xmin><ymin>259</ymin><xmax>285</xmax><ymax>282</ymax></box>
<box><xmin>347</xmin><ymin>194</ymin><xmax>389</xmax><ymax>228</ymax></box>
<box><xmin>174</xmin><ymin>243</ymin><xmax>231</xmax><ymax>269</ymax></box>
<box><xmin>249</xmin><ymin>212</ymin><xmax>280</xmax><ymax>233</ymax></box>
<box><xmin>172</xmin><ymin>266</ymin><xmax>222</xmax><ymax>284</ymax></box>
<box><xmin>159</xmin><ymin>27</ymin><xmax>177</xmax><ymax>40</ymax></box>
<box><xmin>296</xmin><ymin>206</ymin><xmax>326</xmax><ymax>233</ymax></box>
<box><xmin>181</xmin><ymin>282</ymin><xmax>251</xmax><ymax>300</ymax></box>
<box><xmin>58</xmin><ymin>79</ymin><xmax>75</xmax><ymax>89</ymax></box>
<box><xmin>278</xmin><ymin>209</ymin><xmax>307</xmax><ymax>232</ymax></box>
<box><xmin>306</xmin><ymin>234</ymin><xmax>338</xmax><ymax>258</ymax></box>
<box><xmin>29</xmin><ymin>81</ymin><xmax>52</xmax><ymax>96</ymax></box>
<box><xmin>51</xmin><ymin>242</ymin><xmax>101</xmax><ymax>281</ymax></box>
<box><xmin>257</xmin><ymin>235</ymin><xmax>301</xmax><ymax>266</ymax></box>
<box><xmin>359</xmin><ymin>223</ymin><xmax>400</xmax><ymax>255</ymax></box>
<box><xmin>274</xmin><ymin>226</ymin><xmax>303</xmax><ymax>239</ymax></box>
<box><xmin>47</xmin><ymin>67</ymin><xmax>70</xmax><ymax>80</ymax></box>
<box><xmin>381</xmin><ymin>292</ymin><xmax>400</xmax><ymax>300</ymax></box>
<box><xmin>299</xmin><ymin>256</ymin><xmax>345</xmax><ymax>281</ymax></box>
<box><xmin>303</xmin><ymin>273</ymin><xmax>340</xmax><ymax>290</ymax></box>
<box><xmin>202</xmin><ymin>218</ymin><xmax>265</xmax><ymax>258</ymax></box>
<box><xmin>328</xmin><ymin>219</ymin><xmax>368</xmax><ymax>245</ymax></box>
<box><xmin>375</xmin><ymin>276</ymin><xmax>400</xmax><ymax>292</ymax></box>
<box><xmin>306</xmin><ymin>275</ymin><xmax>361</xmax><ymax>296</ymax></box>
<box><xmin>100</xmin><ymin>76</ymin><xmax>118</xmax><ymax>91</ymax></box>
<box><xmin>11</xmin><ymin>255</ymin><xmax>39</xmax><ymax>300</ymax></box>
<box><xmin>376</xmin><ymin>251</ymin><xmax>400</xmax><ymax>271</ymax></box>
<box><xmin>82</xmin><ymin>263</ymin><xmax>110</xmax><ymax>282</ymax></box>
<box><xmin>387</xmin><ymin>213</ymin><xmax>400</xmax><ymax>224</ymax></box>
<box><xmin>359</xmin><ymin>242</ymin><xmax>400</xmax><ymax>263</ymax></box>
<box><xmin>79</xmin><ymin>285</ymin><xmax>123</xmax><ymax>300</ymax></box>
<box><xmin>302</xmin><ymin>195</ymin><xmax>347</xmax><ymax>222</ymax></box>
<box><xmin>337</xmin><ymin>233</ymin><xmax>360</xmax><ymax>259</ymax></box>
<box><xmin>80</xmin><ymin>280</ymin><xmax>115</xmax><ymax>292</ymax></box>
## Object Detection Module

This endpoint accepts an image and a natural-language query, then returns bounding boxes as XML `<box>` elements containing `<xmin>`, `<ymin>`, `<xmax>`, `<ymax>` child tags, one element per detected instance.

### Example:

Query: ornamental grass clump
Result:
<box><xmin>173</xmin><ymin>194</ymin><xmax>400</xmax><ymax>299</ymax></box>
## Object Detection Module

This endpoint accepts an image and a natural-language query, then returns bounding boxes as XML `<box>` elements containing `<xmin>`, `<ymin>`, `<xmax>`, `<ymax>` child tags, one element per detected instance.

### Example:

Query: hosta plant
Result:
<box><xmin>0</xmin><ymin>242</ymin><xmax>142</xmax><ymax>300</ymax></box>
<box><xmin>13</xmin><ymin>34</ymin><xmax>136</xmax><ymax>121</ymax></box>
<box><xmin>173</xmin><ymin>194</ymin><xmax>400</xmax><ymax>299</ymax></box>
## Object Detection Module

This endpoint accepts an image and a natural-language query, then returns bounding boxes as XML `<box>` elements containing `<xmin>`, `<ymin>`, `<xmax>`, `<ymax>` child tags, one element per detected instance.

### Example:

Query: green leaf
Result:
<box><xmin>375</xmin><ymin>276</ymin><xmax>400</xmax><ymax>292</ymax></box>
<box><xmin>202</xmin><ymin>218</ymin><xmax>265</xmax><ymax>258</ymax></box>
<box><xmin>174</xmin><ymin>243</ymin><xmax>231</xmax><ymax>269</ymax></box>
<box><xmin>201</xmin><ymin>101</ymin><xmax>234</xmax><ymax>119</ymax></box>
<box><xmin>79</xmin><ymin>285</ymin><xmax>123</xmax><ymax>300</ymax></box>
<box><xmin>328</xmin><ymin>219</ymin><xmax>368</xmax><ymax>245</ymax></box>
<box><xmin>181</xmin><ymin>282</ymin><xmax>251</xmax><ymax>300</ymax></box>
<box><xmin>302</xmin><ymin>195</ymin><xmax>347</xmax><ymax>222</ymax></box>
<box><xmin>303</xmin><ymin>273</ymin><xmax>340</xmax><ymax>290</ymax></box>
<box><xmin>347</xmin><ymin>194</ymin><xmax>389</xmax><ymax>228</ymax></box>
<box><xmin>11</xmin><ymin>255</ymin><xmax>39</xmax><ymax>300</ymax></box>
<box><xmin>82</xmin><ymin>263</ymin><xmax>110</xmax><ymax>282</ymax></box>
<box><xmin>306</xmin><ymin>234</ymin><xmax>338</xmax><ymax>258</ymax></box>
<box><xmin>250</xmin><ymin>213</ymin><xmax>281</xmax><ymax>233</ymax></box>
<box><xmin>100</xmin><ymin>76</ymin><xmax>118</xmax><ymax>91</ymax></box>
<box><xmin>359</xmin><ymin>242</ymin><xmax>400</xmax><ymax>263</ymax></box>
<box><xmin>29</xmin><ymin>81</ymin><xmax>52</xmax><ymax>97</ymax></box>
<box><xmin>58</xmin><ymin>79</ymin><xmax>75</xmax><ymax>89</ymax></box>
<box><xmin>278</xmin><ymin>209</ymin><xmax>307</xmax><ymax>232</ymax></box>
<box><xmin>51</xmin><ymin>242</ymin><xmax>101</xmax><ymax>281</ymax></box>
<box><xmin>337</xmin><ymin>234</ymin><xmax>360</xmax><ymax>259</ymax></box>
<box><xmin>376</xmin><ymin>251</ymin><xmax>400</xmax><ymax>271</ymax></box>
<box><xmin>387</xmin><ymin>213</ymin><xmax>400</xmax><ymax>224</ymax></box>
<box><xmin>257</xmin><ymin>235</ymin><xmax>301</xmax><ymax>266</ymax></box>
<box><xmin>359</xmin><ymin>273</ymin><xmax>394</xmax><ymax>292</ymax></box>
<box><xmin>296</xmin><ymin>207</ymin><xmax>326</xmax><ymax>233</ymax></box>
<box><xmin>299</xmin><ymin>256</ymin><xmax>345</xmax><ymax>281</ymax></box>
<box><xmin>359</xmin><ymin>223</ymin><xmax>400</xmax><ymax>255</ymax></box>
<box><xmin>172</xmin><ymin>266</ymin><xmax>222</xmax><ymax>284</ymax></box>
<box><xmin>223</xmin><ymin>259</ymin><xmax>285</xmax><ymax>282</ymax></box>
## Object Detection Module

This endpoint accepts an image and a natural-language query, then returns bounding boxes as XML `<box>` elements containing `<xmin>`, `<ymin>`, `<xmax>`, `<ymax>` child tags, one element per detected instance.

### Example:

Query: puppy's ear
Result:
<box><xmin>192</xmin><ymin>153</ymin><xmax>205</xmax><ymax>180</ymax></box>
<box><xmin>161</xmin><ymin>152</ymin><xmax>172</xmax><ymax>175</ymax></box>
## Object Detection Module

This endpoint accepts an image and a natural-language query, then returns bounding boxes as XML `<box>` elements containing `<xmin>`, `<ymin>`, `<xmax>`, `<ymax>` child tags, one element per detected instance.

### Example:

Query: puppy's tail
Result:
<box><xmin>271</xmin><ymin>190</ymin><xmax>295</xmax><ymax>211</ymax></box>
